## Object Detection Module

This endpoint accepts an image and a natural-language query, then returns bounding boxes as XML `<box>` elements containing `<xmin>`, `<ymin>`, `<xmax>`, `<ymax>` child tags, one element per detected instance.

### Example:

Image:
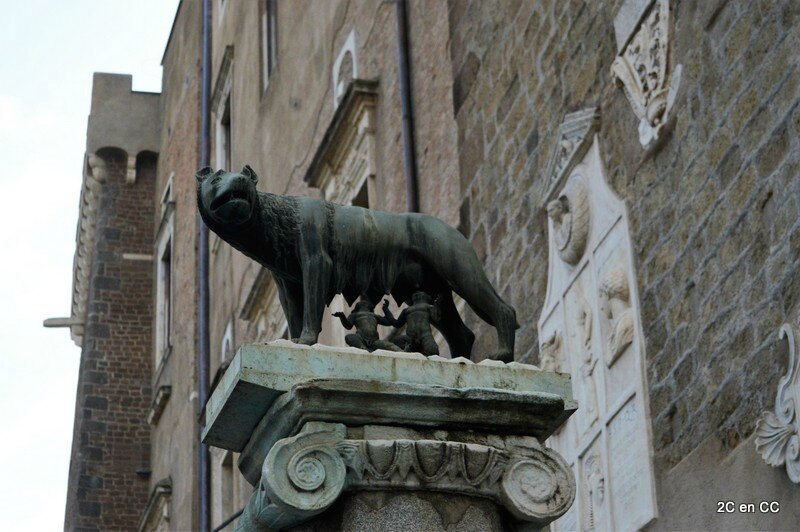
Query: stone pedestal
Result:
<box><xmin>202</xmin><ymin>341</ymin><xmax>577</xmax><ymax>531</ymax></box>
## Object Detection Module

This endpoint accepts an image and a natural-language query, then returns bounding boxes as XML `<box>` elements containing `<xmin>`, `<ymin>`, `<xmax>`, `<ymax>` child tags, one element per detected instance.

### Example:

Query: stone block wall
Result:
<box><xmin>64</xmin><ymin>148</ymin><xmax>156</xmax><ymax>530</ymax></box>
<box><xmin>628</xmin><ymin>0</ymin><xmax>800</xmax><ymax>472</ymax></box>
<box><xmin>448</xmin><ymin>0</ymin><xmax>615</xmax><ymax>361</ymax></box>
<box><xmin>447</xmin><ymin>0</ymin><xmax>800</xmax><ymax>480</ymax></box>
<box><xmin>147</xmin><ymin>1</ymin><xmax>203</xmax><ymax>529</ymax></box>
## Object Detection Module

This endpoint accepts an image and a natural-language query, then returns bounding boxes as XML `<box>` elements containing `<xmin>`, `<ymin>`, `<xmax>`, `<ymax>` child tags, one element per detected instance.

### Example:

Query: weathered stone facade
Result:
<box><xmin>447</xmin><ymin>0</ymin><xmax>800</xmax><ymax>527</ymax></box>
<box><xmin>62</xmin><ymin>0</ymin><xmax>800</xmax><ymax>530</ymax></box>
<box><xmin>144</xmin><ymin>1</ymin><xmax>205</xmax><ymax>529</ymax></box>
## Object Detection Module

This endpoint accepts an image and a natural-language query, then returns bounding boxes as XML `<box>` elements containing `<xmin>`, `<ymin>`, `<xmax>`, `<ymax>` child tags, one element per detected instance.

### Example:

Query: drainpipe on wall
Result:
<box><xmin>395</xmin><ymin>0</ymin><xmax>420</xmax><ymax>213</ymax></box>
<box><xmin>198</xmin><ymin>0</ymin><xmax>212</xmax><ymax>530</ymax></box>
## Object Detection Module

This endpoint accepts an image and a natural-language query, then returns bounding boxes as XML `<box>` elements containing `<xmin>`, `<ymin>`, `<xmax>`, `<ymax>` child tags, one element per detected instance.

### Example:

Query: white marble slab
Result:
<box><xmin>540</xmin><ymin>112</ymin><xmax>657</xmax><ymax>530</ymax></box>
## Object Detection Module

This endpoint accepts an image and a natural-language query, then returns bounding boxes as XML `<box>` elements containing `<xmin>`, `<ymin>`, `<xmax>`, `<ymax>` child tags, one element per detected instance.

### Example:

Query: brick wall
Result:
<box><xmin>64</xmin><ymin>148</ymin><xmax>155</xmax><ymax>530</ymax></box>
<box><xmin>447</xmin><ymin>0</ymin><xmax>800</xmax><ymax>475</ymax></box>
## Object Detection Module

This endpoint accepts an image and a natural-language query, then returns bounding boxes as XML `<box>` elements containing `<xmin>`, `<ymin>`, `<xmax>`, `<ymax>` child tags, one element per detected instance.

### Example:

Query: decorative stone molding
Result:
<box><xmin>239</xmin><ymin>422</ymin><xmax>575</xmax><ymax>530</ymax></box>
<box><xmin>138</xmin><ymin>477</ymin><xmax>172</xmax><ymax>532</ymax></box>
<box><xmin>611</xmin><ymin>0</ymin><xmax>682</xmax><ymax>148</ymax></box>
<box><xmin>68</xmin><ymin>152</ymin><xmax>108</xmax><ymax>347</ymax></box>
<box><xmin>240</xmin><ymin>423</ymin><xmax>347</xmax><ymax>530</ymax></box>
<box><xmin>126</xmin><ymin>154</ymin><xmax>137</xmax><ymax>183</ymax></box>
<box><xmin>211</xmin><ymin>46</ymin><xmax>235</xmax><ymax>118</ymax></box>
<box><xmin>332</xmin><ymin>30</ymin><xmax>358</xmax><ymax>108</ymax></box>
<box><xmin>238</xmin><ymin>378</ymin><xmax>570</xmax><ymax>487</ymax></box>
<box><xmin>755</xmin><ymin>324</ymin><xmax>800</xmax><ymax>484</ymax></box>
<box><xmin>539</xmin><ymin>109</ymin><xmax>657</xmax><ymax>531</ymax></box>
<box><xmin>122</xmin><ymin>253</ymin><xmax>153</xmax><ymax>261</ymax></box>
<box><xmin>154</xmin><ymin>199</ymin><xmax>174</xmax><ymax>368</ymax></box>
<box><xmin>544</xmin><ymin>108</ymin><xmax>600</xmax><ymax>202</ymax></box>
<box><xmin>336</xmin><ymin>438</ymin><xmax>508</xmax><ymax>495</ymax></box>
<box><xmin>147</xmin><ymin>385</ymin><xmax>172</xmax><ymax>426</ymax></box>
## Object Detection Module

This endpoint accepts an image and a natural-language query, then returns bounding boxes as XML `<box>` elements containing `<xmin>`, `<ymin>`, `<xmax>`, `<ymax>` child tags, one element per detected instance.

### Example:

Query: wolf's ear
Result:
<box><xmin>242</xmin><ymin>165</ymin><xmax>259</xmax><ymax>184</ymax></box>
<box><xmin>196</xmin><ymin>166</ymin><xmax>214</xmax><ymax>183</ymax></box>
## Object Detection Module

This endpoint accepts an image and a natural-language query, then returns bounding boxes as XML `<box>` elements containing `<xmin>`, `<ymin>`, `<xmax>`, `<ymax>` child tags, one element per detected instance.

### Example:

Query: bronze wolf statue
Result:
<box><xmin>196</xmin><ymin>165</ymin><xmax>518</xmax><ymax>360</ymax></box>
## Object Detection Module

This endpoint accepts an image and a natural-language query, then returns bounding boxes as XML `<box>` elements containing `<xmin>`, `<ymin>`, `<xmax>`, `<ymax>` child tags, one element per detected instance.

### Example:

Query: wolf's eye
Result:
<box><xmin>211</xmin><ymin>176</ymin><xmax>221</xmax><ymax>185</ymax></box>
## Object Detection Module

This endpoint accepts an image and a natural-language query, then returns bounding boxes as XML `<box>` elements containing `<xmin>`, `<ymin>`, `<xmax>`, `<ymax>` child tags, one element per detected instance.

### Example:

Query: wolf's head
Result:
<box><xmin>196</xmin><ymin>165</ymin><xmax>259</xmax><ymax>226</ymax></box>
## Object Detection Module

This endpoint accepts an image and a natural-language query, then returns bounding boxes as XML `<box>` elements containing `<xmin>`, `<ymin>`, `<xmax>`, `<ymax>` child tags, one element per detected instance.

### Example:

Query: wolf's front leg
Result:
<box><xmin>276</xmin><ymin>277</ymin><xmax>304</xmax><ymax>340</ymax></box>
<box><xmin>296</xmin><ymin>235</ymin><xmax>332</xmax><ymax>345</ymax></box>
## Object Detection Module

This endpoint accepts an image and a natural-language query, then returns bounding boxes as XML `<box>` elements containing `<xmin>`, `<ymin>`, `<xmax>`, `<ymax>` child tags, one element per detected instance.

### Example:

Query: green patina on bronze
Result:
<box><xmin>196</xmin><ymin>165</ymin><xmax>518</xmax><ymax>360</ymax></box>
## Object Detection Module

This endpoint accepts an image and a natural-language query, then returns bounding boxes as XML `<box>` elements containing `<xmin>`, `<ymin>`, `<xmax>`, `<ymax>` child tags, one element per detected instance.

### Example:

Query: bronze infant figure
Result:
<box><xmin>332</xmin><ymin>296</ymin><xmax>401</xmax><ymax>352</ymax></box>
<box><xmin>383</xmin><ymin>292</ymin><xmax>441</xmax><ymax>357</ymax></box>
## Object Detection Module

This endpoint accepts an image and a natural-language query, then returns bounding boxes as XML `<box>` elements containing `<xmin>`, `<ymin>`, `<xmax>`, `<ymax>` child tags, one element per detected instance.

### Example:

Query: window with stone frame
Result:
<box><xmin>213</xmin><ymin>46</ymin><xmax>234</xmax><ymax>171</ymax></box>
<box><xmin>138</xmin><ymin>478</ymin><xmax>172</xmax><ymax>532</ymax></box>
<box><xmin>154</xmin><ymin>177</ymin><xmax>175</xmax><ymax>370</ymax></box>
<box><xmin>221</xmin><ymin>452</ymin><xmax>235</xmax><ymax>520</ymax></box>
<box><xmin>261</xmin><ymin>0</ymin><xmax>278</xmax><ymax>92</ymax></box>
<box><xmin>240</xmin><ymin>268</ymin><xmax>289</xmax><ymax>343</ymax></box>
<box><xmin>220</xmin><ymin>318</ymin><xmax>235</xmax><ymax>367</ymax></box>
<box><xmin>332</xmin><ymin>29</ymin><xmax>357</xmax><ymax>108</ymax></box>
<box><xmin>217</xmin><ymin>95</ymin><xmax>232</xmax><ymax>171</ymax></box>
<box><xmin>211</xmin><ymin>449</ymin><xmax>239</xmax><ymax>529</ymax></box>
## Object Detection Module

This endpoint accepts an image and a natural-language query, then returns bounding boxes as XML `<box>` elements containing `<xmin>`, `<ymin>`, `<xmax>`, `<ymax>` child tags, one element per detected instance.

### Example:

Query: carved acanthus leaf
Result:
<box><xmin>336</xmin><ymin>439</ymin><xmax>509</xmax><ymax>490</ymax></box>
<box><xmin>755</xmin><ymin>412</ymin><xmax>795</xmax><ymax>467</ymax></box>
<box><xmin>755</xmin><ymin>324</ymin><xmax>800</xmax><ymax>484</ymax></box>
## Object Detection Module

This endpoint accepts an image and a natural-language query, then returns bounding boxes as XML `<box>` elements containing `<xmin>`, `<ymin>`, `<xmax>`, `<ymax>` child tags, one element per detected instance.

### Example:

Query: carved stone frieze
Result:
<box><xmin>755</xmin><ymin>324</ymin><xmax>800</xmax><ymax>484</ymax></box>
<box><xmin>238</xmin><ymin>422</ymin><xmax>575</xmax><ymax>531</ymax></box>
<box><xmin>336</xmin><ymin>439</ymin><xmax>508</xmax><ymax>495</ymax></box>
<box><xmin>611</xmin><ymin>0</ymin><xmax>682</xmax><ymax>148</ymax></box>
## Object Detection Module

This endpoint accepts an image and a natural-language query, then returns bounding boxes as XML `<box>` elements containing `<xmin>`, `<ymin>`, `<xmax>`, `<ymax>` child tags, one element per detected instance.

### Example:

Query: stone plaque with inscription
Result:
<box><xmin>539</xmin><ymin>109</ymin><xmax>657</xmax><ymax>531</ymax></box>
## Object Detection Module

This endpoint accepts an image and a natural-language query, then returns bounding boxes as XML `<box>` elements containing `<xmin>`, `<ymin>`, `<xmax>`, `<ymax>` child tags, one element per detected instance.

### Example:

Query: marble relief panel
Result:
<box><xmin>594</xmin><ymin>228</ymin><xmax>639</xmax><ymax>413</ymax></box>
<box><xmin>539</xmin><ymin>305</ymin><xmax>566</xmax><ymax>375</ymax></box>
<box><xmin>607</xmin><ymin>397</ymin><xmax>652</xmax><ymax>528</ymax></box>
<box><xmin>564</xmin><ymin>273</ymin><xmax>602</xmax><ymax>441</ymax></box>
<box><xmin>539</xmin><ymin>109</ymin><xmax>657</xmax><ymax>531</ymax></box>
<box><xmin>578</xmin><ymin>437</ymin><xmax>609</xmax><ymax>531</ymax></box>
